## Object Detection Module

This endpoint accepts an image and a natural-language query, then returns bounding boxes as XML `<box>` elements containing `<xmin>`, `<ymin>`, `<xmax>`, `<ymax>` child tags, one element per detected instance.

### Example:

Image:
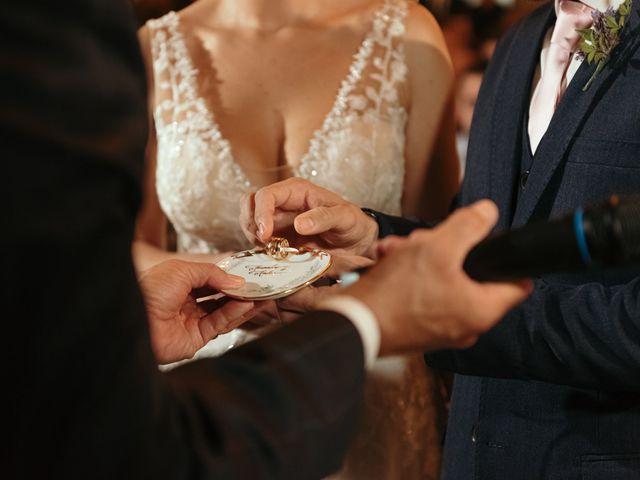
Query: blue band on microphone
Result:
<box><xmin>574</xmin><ymin>208</ymin><xmax>592</xmax><ymax>265</ymax></box>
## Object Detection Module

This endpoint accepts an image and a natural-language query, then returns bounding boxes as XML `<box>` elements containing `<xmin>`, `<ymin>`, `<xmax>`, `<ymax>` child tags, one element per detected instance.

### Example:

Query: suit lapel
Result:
<box><xmin>512</xmin><ymin>0</ymin><xmax>640</xmax><ymax>227</ymax></box>
<box><xmin>486</xmin><ymin>5</ymin><xmax>555</xmax><ymax>228</ymax></box>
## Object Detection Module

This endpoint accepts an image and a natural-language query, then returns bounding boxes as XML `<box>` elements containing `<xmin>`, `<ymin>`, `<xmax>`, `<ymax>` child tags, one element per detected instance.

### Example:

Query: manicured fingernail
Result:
<box><xmin>226</xmin><ymin>274</ymin><xmax>244</xmax><ymax>286</ymax></box>
<box><xmin>257</xmin><ymin>222</ymin><xmax>265</xmax><ymax>238</ymax></box>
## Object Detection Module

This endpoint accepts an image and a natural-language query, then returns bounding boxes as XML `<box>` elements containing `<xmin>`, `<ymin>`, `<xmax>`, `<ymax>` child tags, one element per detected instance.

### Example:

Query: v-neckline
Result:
<box><xmin>167</xmin><ymin>1</ymin><xmax>390</xmax><ymax>189</ymax></box>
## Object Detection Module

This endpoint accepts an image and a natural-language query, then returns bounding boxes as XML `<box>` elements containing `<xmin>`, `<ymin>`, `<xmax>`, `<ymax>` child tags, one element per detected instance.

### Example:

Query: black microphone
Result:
<box><xmin>463</xmin><ymin>194</ymin><xmax>640</xmax><ymax>281</ymax></box>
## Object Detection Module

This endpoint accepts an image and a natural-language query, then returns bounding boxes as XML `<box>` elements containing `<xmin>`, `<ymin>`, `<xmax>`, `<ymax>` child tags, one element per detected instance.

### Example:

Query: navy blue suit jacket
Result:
<box><xmin>377</xmin><ymin>2</ymin><xmax>640</xmax><ymax>478</ymax></box>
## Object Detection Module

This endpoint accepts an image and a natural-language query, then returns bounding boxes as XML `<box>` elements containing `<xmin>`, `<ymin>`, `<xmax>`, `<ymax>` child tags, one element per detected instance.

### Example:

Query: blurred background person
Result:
<box><xmin>433</xmin><ymin>0</ymin><xmax>535</xmax><ymax>179</ymax></box>
<box><xmin>441</xmin><ymin>12</ymin><xmax>477</xmax><ymax>77</ymax></box>
<box><xmin>454</xmin><ymin>60</ymin><xmax>486</xmax><ymax>177</ymax></box>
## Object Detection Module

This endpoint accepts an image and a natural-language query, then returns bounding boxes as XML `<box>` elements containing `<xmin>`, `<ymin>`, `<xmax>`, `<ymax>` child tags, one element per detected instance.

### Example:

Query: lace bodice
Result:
<box><xmin>147</xmin><ymin>0</ymin><xmax>409</xmax><ymax>254</ymax></box>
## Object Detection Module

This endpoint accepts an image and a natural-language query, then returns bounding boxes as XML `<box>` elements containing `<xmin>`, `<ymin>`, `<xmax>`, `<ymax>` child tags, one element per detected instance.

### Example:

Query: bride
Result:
<box><xmin>136</xmin><ymin>0</ymin><xmax>458</xmax><ymax>477</ymax></box>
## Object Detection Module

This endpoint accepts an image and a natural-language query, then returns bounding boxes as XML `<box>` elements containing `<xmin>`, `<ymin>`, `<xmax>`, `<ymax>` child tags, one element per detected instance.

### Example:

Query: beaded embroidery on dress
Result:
<box><xmin>147</xmin><ymin>2</ymin><xmax>443</xmax><ymax>478</ymax></box>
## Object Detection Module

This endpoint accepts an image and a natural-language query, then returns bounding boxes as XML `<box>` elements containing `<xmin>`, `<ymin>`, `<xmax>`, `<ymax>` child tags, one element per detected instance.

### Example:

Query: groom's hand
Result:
<box><xmin>344</xmin><ymin>200</ymin><xmax>533</xmax><ymax>354</ymax></box>
<box><xmin>240</xmin><ymin>178</ymin><xmax>379</xmax><ymax>257</ymax></box>
<box><xmin>138</xmin><ymin>260</ymin><xmax>259</xmax><ymax>364</ymax></box>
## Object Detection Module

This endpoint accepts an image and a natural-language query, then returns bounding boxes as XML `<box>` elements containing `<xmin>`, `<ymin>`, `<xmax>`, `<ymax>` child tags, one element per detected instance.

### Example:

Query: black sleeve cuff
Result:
<box><xmin>361</xmin><ymin>208</ymin><xmax>430</xmax><ymax>238</ymax></box>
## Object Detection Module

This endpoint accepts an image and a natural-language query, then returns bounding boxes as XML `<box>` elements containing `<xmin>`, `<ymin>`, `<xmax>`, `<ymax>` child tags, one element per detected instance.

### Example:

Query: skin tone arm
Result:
<box><xmin>402</xmin><ymin>3</ymin><xmax>459</xmax><ymax>221</ymax></box>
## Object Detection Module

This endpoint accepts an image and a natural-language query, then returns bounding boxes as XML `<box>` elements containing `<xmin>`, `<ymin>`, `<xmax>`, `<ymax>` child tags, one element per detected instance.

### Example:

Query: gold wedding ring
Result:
<box><xmin>229</xmin><ymin>237</ymin><xmax>326</xmax><ymax>261</ymax></box>
<box><xmin>264</xmin><ymin>237</ymin><xmax>300</xmax><ymax>260</ymax></box>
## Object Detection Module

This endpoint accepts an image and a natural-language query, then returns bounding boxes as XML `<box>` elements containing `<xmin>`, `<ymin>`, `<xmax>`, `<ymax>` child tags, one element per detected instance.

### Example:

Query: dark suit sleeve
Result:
<box><xmin>362</xmin><ymin>209</ymin><xmax>428</xmax><ymax>237</ymax></box>
<box><xmin>362</xmin><ymin>190</ymin><xmax>456</xmax><ymax>238</ymax></box>
<box><xmin>427</xmin><ymin>271</ymin><xmax>640</xmax><ymax>391</ymax></box>
<box><xmin>3</xmin><ymin>2</ymin><xmax>364</xmax><ymax>479</ymax></box>
<box><xmin>167</xmin><ymin>312</ymin><xmax>365</xmax><ymax>479</ymax></box>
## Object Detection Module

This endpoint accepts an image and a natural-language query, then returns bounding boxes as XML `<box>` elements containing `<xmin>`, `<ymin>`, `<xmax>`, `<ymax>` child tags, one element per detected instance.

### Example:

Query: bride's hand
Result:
<box><xmin>138</xmin><ymin>260</ymin><xmax>259</xmax><ymax>364</ymax></box>
<box><xmin>239</xmin><ymin>178</ymin><xmax>379</xmax><ymax>258</ymax></box>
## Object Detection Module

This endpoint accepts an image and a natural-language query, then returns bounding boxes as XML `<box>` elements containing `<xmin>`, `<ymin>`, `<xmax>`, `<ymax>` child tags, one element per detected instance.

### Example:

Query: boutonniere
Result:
<box><xmin>576</xmin><ymin>0</ymin><xmax>633</xmax><ymax>91</ymax></box>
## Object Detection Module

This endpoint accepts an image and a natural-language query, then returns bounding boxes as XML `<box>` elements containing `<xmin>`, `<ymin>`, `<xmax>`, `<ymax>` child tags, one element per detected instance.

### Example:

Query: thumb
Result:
<box><xmin>375</xmin><ymin>235</ymin><xmax>408</xmax><ymax>258</ymax></box>
<box><xmin>435</xmin><ymin>200</ymin><xmax>499</xmax><ymax>257</ymax></box>
<box><xmin>185</xmin><ymin>263</ymin><xmax>245</xmax><ymax>290</ymax></box>
<box><xmin>294</xmin><ymin>205</ymin><xmax>355</xmax><ymax>236</ymax></box>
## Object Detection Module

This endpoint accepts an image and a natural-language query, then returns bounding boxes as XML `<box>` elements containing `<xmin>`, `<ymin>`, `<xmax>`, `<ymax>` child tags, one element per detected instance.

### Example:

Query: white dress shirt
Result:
<box><xmin>532</xmin><ymin>0</ymin><xmax>624</xmax><ymax>100</ymax></box>
<box><xmin>316</xmin><ymin>295</ymin><xmax>381</xmax><ymax>369</ymax></box>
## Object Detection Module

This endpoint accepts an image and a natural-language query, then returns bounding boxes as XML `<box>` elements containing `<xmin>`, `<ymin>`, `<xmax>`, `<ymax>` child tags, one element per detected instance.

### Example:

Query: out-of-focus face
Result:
<box><xmin>442</xmin><ymin>15</ymin><xmax>478</xmax><ymax>76</ymax></box>
<box><xmin>480</xmin><ymin>38</ymin><xmax>497</xmax><ymax>62</ymax></box>
<box><xmin>455</xmin><ymin>70</ymin><xmax>483</xmax><ymax>135</ymax></box>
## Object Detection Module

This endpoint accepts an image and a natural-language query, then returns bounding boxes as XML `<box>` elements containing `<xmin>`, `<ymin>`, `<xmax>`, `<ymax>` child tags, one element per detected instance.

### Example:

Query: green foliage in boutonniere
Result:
<box><xmin>577</xmin><ymin>0</ymin><xmax>633</xmax><ymax>91</ymax></box>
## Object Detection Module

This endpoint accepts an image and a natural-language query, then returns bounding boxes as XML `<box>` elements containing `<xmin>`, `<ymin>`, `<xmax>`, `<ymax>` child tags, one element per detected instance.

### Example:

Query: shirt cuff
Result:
<box><xmin>316</xmin><ymin>295</ymin><xmax>380</xmax><ymax>369</ymax></box>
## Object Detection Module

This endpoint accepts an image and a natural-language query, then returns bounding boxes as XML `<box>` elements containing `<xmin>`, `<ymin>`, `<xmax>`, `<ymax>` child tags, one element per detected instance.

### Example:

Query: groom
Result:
<box><xmin>243</xmin><ymin>0</ymin><xmax>640</xmax><ymax>478</ymax></box>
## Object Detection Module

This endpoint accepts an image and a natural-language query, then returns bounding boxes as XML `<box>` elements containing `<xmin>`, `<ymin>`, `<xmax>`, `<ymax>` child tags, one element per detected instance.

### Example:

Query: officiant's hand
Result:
<box><xmin>139</xmin><ymin>260</ymin><xmax>259</xmax><ymax>364</ymax></box>
<box><xmin>240</xmin><ymin>178</ymin><xmax>379</xmax><ymax>257</ymax></box>
<box><xmin>344</xmin><ymin>200</ymin><xmax>533</xmax><ymax>354</ymax></box>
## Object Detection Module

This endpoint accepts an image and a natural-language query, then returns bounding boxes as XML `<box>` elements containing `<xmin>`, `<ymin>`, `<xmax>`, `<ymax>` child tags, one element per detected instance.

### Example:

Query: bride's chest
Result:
<box><xmin>152</xmin><ymin>13</ymin><xmax>410</xmax><ymax>214</ymax></box>
<box><xmin>191</xmin><ymin>34</ymin><xmax>375</xmax><ymax>169</ymax></box>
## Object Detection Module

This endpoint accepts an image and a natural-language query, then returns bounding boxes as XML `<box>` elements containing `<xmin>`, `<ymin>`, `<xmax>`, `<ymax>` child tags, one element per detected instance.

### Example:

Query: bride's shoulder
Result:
<box><xmin>136</xmin><ymin>6</ymin><xmax>181</xmax><ymax>48</ymax></box>
<box><xmin>401</xmin><ymin>2</ymin><xmax>453</xmax><ymax>111</ymax></box>
<box><xmin>178</xmin><ymin>0</ymin><xmax>219</xmax><ymax>25</ymax></box>
<box><xmin>403</xmin><ymin>2</ymin><xmax>452</xmax><ymax>76</ymax></box>
<box><xmin>404</xmin><ymin>2</ymin><xmax>447</xmax><ymax>50</ymax></box>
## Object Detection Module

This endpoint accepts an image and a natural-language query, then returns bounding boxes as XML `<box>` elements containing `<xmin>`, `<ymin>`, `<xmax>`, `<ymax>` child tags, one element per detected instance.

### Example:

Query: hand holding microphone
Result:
<box><xmin>340</xmin><ymin>194</ymin><xmax>640</xmax><ymax>285</ymax></box>
<box><xmin>463</xmin><ymin>194</ymin><xmax>640</xmax><ymax>281</ymax></box>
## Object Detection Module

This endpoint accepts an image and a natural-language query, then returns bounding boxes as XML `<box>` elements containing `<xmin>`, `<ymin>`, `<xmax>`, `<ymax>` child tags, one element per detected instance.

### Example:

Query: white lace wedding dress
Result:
<box><xmin>147</xmin><ymin>1</ymin><xmax>443</xmax><ymax>477</ymax></box>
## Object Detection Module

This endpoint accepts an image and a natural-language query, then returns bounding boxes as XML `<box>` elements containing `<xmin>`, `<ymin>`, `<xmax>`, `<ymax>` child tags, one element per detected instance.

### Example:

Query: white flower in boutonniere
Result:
<box><xmin>576</xmin><ymin>0</ymin><xmax>633</xmax><ymax>91</ymax></box>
